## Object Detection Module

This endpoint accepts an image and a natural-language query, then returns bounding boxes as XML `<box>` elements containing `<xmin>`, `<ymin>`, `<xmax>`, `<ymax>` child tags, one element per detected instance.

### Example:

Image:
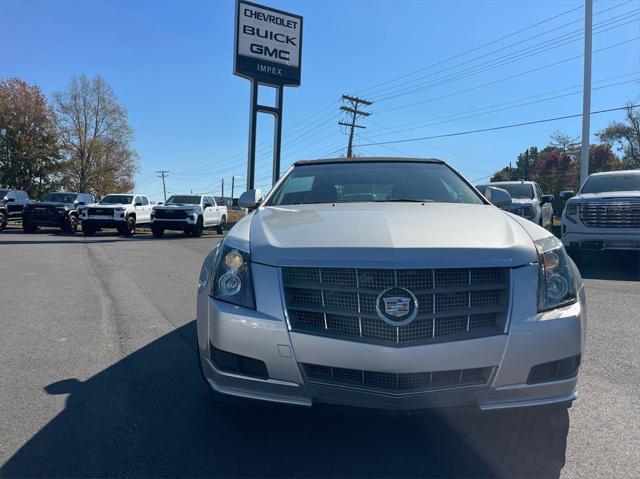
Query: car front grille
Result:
<box><xmin>154</xmin><ymin>209</ymin><xmax>188</xmax><ymax>219</ymax></box>
<box><xmin>302</xmin><ymin>363</ymin><xmax>494</xmax><ymax>393</ymax></box>
<box><xmin>88</xmin><ymin>208</ymin><xmax>114</xmax><ymax>216</ymax></box>
<box><xmin>30</xmin><ymin>207</ymin><xmax>56</xmax><ymax>217</ymax></box>
<box><xmin>579</xmin><ymin>199</ymin><xmax>640</xmax><ymax>228</ymax></box>
<box><xmin>283</xmin><ymin>267</ymin><xmax>510</xmax><ymax>346</ymax></box>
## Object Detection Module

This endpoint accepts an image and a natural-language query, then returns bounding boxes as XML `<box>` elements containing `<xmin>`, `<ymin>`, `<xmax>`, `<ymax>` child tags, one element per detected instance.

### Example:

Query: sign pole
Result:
<box><xmin>247</xmin><ymin>80</ymin><xmax>259</xmax><ymax>191</ymax></box>
<box><xmin>272</xmin><ymin>84</ymin><xmax>284</xmax><ymax>186</ymax></box>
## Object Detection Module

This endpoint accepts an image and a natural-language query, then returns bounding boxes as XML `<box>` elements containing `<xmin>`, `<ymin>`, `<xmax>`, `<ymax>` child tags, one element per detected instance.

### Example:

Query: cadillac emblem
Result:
<box><xmin>375</xmin><ymin>287</ymin><xmax>418</xmax><ymax>326</ymax></box>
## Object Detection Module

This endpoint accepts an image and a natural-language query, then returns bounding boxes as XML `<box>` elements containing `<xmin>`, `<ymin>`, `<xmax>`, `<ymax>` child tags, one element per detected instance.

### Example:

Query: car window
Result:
<box><xmin>19</xmin><ymin>191</ymin><xmax>29</xmax><ymax>201</ymax></box>
<box><xmin>269</xmin><ymin>162</ymin><xmax>484</xmax><ymax>206</ymax></box>
<box><xmin>141</xmin><ymin>196</ymin><xmax>149</xmax><ymax>205</ymax></box>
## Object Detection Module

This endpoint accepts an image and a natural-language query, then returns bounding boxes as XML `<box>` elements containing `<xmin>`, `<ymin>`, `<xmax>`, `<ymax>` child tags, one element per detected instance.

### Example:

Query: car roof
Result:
<box><xmin>293</xmin><ymin>157</ymin><xmax>445</xmax><ymax>166</ymax></box>
<box><xmin>589</xmin><ymin>169</ymin><xmax>639</xmax><ymax>177</ymax></box>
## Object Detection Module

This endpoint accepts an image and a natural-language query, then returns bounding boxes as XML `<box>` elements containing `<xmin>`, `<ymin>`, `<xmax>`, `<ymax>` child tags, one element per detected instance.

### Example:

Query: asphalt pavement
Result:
<box><xmin>0</xmin><ymin>225</ymin><xmax>638</xmax><ymax>478</ymax></box>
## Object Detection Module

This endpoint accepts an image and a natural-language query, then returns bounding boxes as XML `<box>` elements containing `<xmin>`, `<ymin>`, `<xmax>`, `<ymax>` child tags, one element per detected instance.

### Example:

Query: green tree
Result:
<box><xmin>53</xmin><ymin>75</ymin><xmax>139</xmax><ymax>198</ymax></box>
<box><xmin>597</xmin><ymin>103</ymin><xmax>640</xmax><ymax>169</ymax></box>
<box><xmin>0</xmin><ymin>78</ymin><xmax>61</xmax><ymax>197</ymax></box>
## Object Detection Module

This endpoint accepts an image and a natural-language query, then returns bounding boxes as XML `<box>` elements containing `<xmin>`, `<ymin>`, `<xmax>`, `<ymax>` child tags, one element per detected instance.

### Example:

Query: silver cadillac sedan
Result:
<box><xmin>197</xmin><ymin>158</ymin><xmax>585</xmax><ymax>411</ymax></box>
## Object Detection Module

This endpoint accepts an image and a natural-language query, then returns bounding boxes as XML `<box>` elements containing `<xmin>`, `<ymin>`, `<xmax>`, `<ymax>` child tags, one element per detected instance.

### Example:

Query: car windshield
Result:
<box><xmin>268</xmin><ymin>161</ymin><xmax>484</xmax><ymax>206</ymax></box>
<box><xmin>43</xmin><ymin>193</ymin><xmax>77</xmax><ymax>203</ymax></box>
<box><xmin>580</xmin><ymin>173</ymin><xmax>640</xmax><ymax>194</ymax></box>
<box><xmin>99</xmin><ymin>195</ymin><xmax>133</xmax><ymax>204</ymax></box>
<box><xmin>166</xmin><ymin>195</ymin><xmax>201</xmax><ymax>205</ymax></box>
<box><xmin>478</xmin><ymin>183</ymin><xmax>534</xmax><ymax>199</ymax></box>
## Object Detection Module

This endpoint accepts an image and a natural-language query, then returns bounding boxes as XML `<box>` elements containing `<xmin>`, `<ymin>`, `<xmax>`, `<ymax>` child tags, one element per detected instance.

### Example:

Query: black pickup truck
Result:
<box><xmin>23</xmin><ymin>192</ymin><xmax>93</xmax><ymax>233</ymax></box>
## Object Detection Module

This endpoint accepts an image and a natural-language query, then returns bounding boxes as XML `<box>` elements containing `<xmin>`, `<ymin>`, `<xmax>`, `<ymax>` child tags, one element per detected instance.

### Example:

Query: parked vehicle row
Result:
<box><xmin>0</xmin><ymin>190</ymin><xmax>227</xmax><ymax>237</ymax></box>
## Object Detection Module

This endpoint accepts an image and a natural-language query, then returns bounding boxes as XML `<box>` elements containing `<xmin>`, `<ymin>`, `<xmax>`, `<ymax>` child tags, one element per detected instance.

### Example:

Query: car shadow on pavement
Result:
<box><xmin>2</xmin><ymin>321</ymin><xmax>570</xmax><ymax>478</ymax></box>
<box><xmin>576</xmin><ymin>251</ymin><xmax>640</xmax><ymax>281</ymax></box>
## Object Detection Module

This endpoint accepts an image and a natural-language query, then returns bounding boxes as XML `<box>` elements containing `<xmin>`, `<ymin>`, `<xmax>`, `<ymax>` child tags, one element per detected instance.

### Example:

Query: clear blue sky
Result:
<box><xmin>2</xmin><ymin>0</ymin><xmax>639</xmax><ymax>200</ymax></box>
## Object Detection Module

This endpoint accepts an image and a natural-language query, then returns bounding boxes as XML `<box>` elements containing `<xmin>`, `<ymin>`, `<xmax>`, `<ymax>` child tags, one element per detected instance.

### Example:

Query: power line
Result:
<box><xmin>353</xmin><ymin>105</ymin><xmax>638</xmax><ymax>148</ymax></box>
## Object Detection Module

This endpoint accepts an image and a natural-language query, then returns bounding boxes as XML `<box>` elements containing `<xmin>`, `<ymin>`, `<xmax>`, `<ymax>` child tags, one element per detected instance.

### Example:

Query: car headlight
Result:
<box><xmin>564</xmin><ymin>204</ymin><xmax>579</xmax><ymax>223</ymax></box>
<box><xmin>535</xmin><ymin>236</ymin><xmax>577</xmax><ymax>312</ymax></box>
<box><xmin>185</xmin><ymin>209</ymin><xmax>196</xmax><ymax>216</ymax></box>
<box><xmin>522</xmin><ymin>206</ymin><xmax>535</xmax><ymax>219</ymax></box>
<box><xmin>209</xmin><ymin>238</ymin><xmax>255</xmax><ymax>309</ymax></box>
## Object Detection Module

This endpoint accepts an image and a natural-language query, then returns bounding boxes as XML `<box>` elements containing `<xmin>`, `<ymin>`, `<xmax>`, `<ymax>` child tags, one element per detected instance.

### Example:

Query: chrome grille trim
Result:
<box><xmin>283</xmin><ymin>267</ymin><xmax>509</xmax><ymax>346</ymax></box>
<box><xmin>579</xmin><ymin>199</ymin><xmax>640</xmax><ymax>228</ymax></box>
<box><xmin>302</xmin><ymin>363</ymin><xmax>494</xmax><ymax>394</ymax></box>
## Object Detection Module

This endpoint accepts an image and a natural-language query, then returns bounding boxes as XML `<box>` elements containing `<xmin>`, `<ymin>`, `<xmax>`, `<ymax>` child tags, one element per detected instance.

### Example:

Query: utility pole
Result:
<box><xmin>524</xmin><ymin>149</ymin><xmax>530</xmax><ymax>181</ymax></box>
<box><xmin>231</xmin><ymin>176</ymin><xmax>236</xmax><ymax>199</ymax></box>
<box><xmin>338</xmin><ymin>94</ymin><xmax>373</xmax><ymax>158</ymax></box>
<box><xmin>580</xmin><ymin>0</ymin><xmax>593</xmax><ymax>187</ymax></box>
<box><xmin>221</xmin><ymin>178</ymin><xmax>225</xmax><ymax>198</ymax></box>
<box><xmin>156</xmin><ymin>170</ymin><xmax>169</xmax><ymax>203</ymax></box>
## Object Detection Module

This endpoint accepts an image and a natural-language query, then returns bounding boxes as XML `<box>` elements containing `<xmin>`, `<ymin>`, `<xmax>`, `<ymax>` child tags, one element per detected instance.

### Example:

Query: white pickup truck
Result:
<box><xmin>81</xmin><ymin>193</ymin><xmax>152</xmax><ymax>236</ymax></box>
<box><xmin>150</xmin><ymin>194</ymin><xmax>227</xmax><ymax>237</ymax></box>
<box><xmin>561</xmin><ymin>170</ymin><xmax>640</xmax><ymax>261</ymax></box>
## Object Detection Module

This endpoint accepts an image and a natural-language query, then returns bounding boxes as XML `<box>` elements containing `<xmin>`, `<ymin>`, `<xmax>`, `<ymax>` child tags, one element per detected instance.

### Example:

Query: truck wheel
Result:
<box><xmin>216</xmin><ymin>216</ymin><xmax>226</xmax><ymax>235</ymax></box>
<box><xmin>82</xmin><ymin>223</ymin><xmax>96</xmax><ymax>236</ymax></box>
<box><xmin>122</xmin><ymin>216</ymin><xmax>136</xmax><ymax>237</ymax></box>
<box><xmin>151</xmin><ymin>226</ymin><xmax>164</xmax><ymax>238</ymax></box>
<box><xmin>0</xmin><ymin>212</ymin><xmax>6</xmax><ymax>231</ymax></box>
<box><xmin>63</xmin><ymin>214</ymin><xmax>79</xmax><ymax>234</ymax></box>
<box><xmin>23</xmin><ymin>221</ymin><xmax>38</xmax><ymax>233</ymax></box>
<box><xmin>192</xmin><ymin>217</ymin><xmax>204</xmax><ymax>237</ymax></box>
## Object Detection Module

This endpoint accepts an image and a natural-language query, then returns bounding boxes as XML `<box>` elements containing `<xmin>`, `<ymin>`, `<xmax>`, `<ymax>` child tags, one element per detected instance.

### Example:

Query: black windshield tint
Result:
<box><xmin>99</xmin><ymin>195</ymin><xmax>133</xmax><ymax>204</ymax></box>
<box><xmin>166</xmin><ymin>195</ymin><xmax>201</xmax><ymax>205</ymax></box>
<box><xmin>483</xmin><ymin>183</ymin><xmax>533</xmax><ymax>199</ymax></box>
<box><xmin>268</xmin><ymin>162</ymin><xmax>484</xmax><ymax>206</ymax></box>
<box><xmin>581</xmin><ymin>173</ymin><xmax>640</xmax><ymax>194</ymax></box>
<box><xmin>43</xmin><ymin>193</ymin><xmax>77</xmax><ymax>203</ymax></box>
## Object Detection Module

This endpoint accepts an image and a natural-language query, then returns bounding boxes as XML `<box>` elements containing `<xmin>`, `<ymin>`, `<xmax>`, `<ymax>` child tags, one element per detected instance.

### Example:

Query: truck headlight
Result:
<box><xmin>209</xmin><ymin>238</ymin><xmax>255</xmax><ymax>309</ymax></box>
<box><xmin>564</xmin><ymin>204</ymin><xmax>579</xmax><ymax>223</ymax></box>
<box><xmin>535</xmin><ymin>236</ymin><xmax>577</xmax><ymax>312</ymax></box>
<box><xmin>522</xmin><ymin>206</ymin><xmax>535</xmax><ymax>219</ymax></box>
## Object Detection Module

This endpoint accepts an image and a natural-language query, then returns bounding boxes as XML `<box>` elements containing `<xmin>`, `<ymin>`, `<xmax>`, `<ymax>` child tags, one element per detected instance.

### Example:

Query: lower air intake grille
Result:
<box><xmin>283</xmin><ymin>267</ymin><xmax>510</xmax><ymax>346</ymax></box>
<box><xmin>302</xmin><ymin>363</ymin><xmax>494</xmax><ymax>393</ymax></box>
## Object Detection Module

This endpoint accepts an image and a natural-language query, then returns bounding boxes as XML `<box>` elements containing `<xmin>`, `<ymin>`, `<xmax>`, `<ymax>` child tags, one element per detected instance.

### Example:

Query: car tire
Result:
<box><xmin>0</xmin><ymin>212</ymin><xmax>6</xmax><ymax>231</ymax></box>
<box><xmin>216</xmin><ymin>215</ymin><xmax>226</xmax><ymax>235</ymax></box>
<box><xmin>63</xmin><ymin>214</ymin><xmax>79</xmax><ymax>234</ymax></box>
<box><xmin>151</xmin><ymin>226</ymin><xmax>164</xmax><ymax>238</ymax></box>
<box><xmin>23</xmin><ymin>221</ymin><xmax>38</xmax><ymax>233</ymax></box>
<box><xmin>192</xmin><ymin>217</ymin><xmax>204</xmax><ymax>237</ymax></box>
<box><xmin>122</xmin><ymin>216</ymin><xmax>136</xmax><ymax>237</ymax></box>
<box><xmin>82</xmin><ymin>223</ymin><xmax>96</xmax><ymax>236</ymax></box>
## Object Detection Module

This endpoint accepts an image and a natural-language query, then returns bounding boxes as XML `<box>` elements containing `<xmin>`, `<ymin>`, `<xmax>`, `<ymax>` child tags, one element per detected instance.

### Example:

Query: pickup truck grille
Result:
<box><xmin>579</xmin><ymin>199</ymin><xmax>640</xmax><ymax>228</ymax></box>
<box><xmin>154</xmin><ymin>209</ymin><xmax>188</xmax><ymax>219</ymax></box>
<box><xmin>283</xmin><ymin>267</ymin><xmax>510</xmax><ymax>346</ymax></box>
<box><xmin>30</xmin><ymin>206</ymin><xmax>56</xmax><ymax>217</ymax></box>
<box><xmin>302</xmin><ymin>363</ymin><xmax>494</xmax><ymax>393</ymax></box>
<box><xmin>88</xmin><ymin>208</ymin><xmax>114</xmax><ymax>216</ymax></box>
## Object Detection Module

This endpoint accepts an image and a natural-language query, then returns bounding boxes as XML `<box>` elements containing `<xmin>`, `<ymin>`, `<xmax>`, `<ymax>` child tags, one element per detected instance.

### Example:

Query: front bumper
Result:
<box><xmin>151</xmin><ymin>217</ymin><xmax>196</xmax><ymax>230</ymax></box>
<box><xmin>82</xmin><ymin>217</ymin><xmax>124</xmax><ymax>228</ymax></box>
<box><xmin>197</xmin><ymin>263</ymin><xmax>585</xmax><ymax>411</ymax></box>
<box><xmin>23</xmin><ymin>213</ymin><xmax>66</xmax><ymax>227</ymax></box>
<box><xmin>562</xmin><ymin>218</ymin><xmax>640</xmax><ymax>251</ymax></box>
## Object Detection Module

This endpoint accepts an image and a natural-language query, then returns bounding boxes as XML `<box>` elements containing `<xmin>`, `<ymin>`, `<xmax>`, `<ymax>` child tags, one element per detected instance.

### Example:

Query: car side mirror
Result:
<box><xmin>541</xmin><ymin>194</ymin><xmax>554</xmax><ymax>205</ymax></box>
<box><xmin>238</xmin><ymin>189</ymin><xmax>263</xmax><ymax>210</ymax></box>
<box><xmin>485</xmin><ymin>187</ymin><xmax>512</xmax><ymax>208</ymax></box>
<box><xmin>134</xmin><ymin>201</ymin><xmax>142</xmax><ymax>206</ymax></box>
<box><xmin>559</xmin><ymin>191</ymin><xmax>574</xmax><ymax>201</ymax></box>
<box><xmin>204</xmin><ymin>203</ymin><xmax>213</xmax><ymax>208</ymax></box>
<box><xmin>5</xmin><ymin>197</ymin><xmax>15</xmax><ymax>202</ymax></box>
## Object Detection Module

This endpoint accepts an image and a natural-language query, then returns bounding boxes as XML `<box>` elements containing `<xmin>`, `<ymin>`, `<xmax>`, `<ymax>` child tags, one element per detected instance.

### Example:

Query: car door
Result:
<box><xmin>141</xmin><ymin>196</ymin><xmax>152</xmax><ymax>223</ymax></box>
<box><xmin>200</xmin><ymin>197</ymin><xmax>212</xmax><ymax>227</ymax></box>
<box><xmin>211</xmin><ymin>197</ymin><xmax>221</xmax><ymax>225</ymax></box>
<box><xmin>5</xmin><ymin>191</ymin><xmax>20</xmax><ymax>218</ymax></box>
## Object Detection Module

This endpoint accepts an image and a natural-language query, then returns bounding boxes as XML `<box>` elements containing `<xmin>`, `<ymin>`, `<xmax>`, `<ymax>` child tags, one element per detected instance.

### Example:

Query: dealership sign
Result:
<box><xmin>234</xmin><ymin>0</ymin><xmax>303</xmax><ymax>86</ymax></box>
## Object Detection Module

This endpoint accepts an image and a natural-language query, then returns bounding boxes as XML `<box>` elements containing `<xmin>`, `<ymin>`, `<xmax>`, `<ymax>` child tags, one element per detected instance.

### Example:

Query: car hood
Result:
<box><xmin>27</xmin><ymin>201</ymin><xmax>73</xmax><ymax>208</ymax></box>
<box><xmin>154</xmin><ymin>204</ymin><xmax>199</xmax><ymax>210</ymax></box>
<box><xmin>568</xmin><ymin>191</ymin><xmax>640</xmax><ymax>203</ymax></box>
<box><xmin>247</xmin><ymin>203</ymin><xmax>538</xmax><ymax>268</ymax></box>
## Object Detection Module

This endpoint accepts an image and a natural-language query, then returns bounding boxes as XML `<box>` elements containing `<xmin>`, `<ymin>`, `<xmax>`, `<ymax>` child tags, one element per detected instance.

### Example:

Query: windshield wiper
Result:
<box><xmin>375</xmin><ymin>198</ymin><xmax>434</xmax><ymax>203</ymax></box>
